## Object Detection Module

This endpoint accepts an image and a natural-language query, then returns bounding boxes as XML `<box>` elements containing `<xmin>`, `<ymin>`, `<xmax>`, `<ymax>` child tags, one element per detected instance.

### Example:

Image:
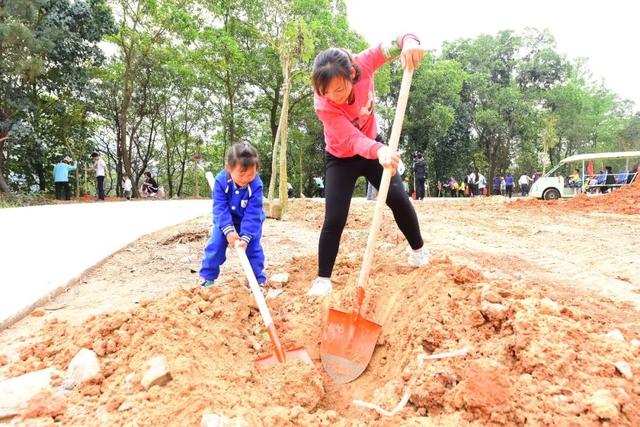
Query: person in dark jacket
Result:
<box><xmin>412</xmin><ymin>151</ymin><xmax>427</xmax><ymax>200</ymax></box>
<box><xmin>603</xmin><ymin>166</ymin><xmax>616</xmax><ymax>193</ymax></box>
<box><xmin>140</xmin><ymin>172</ymin><xmax>158</xmax><ymax>197</ymax></box>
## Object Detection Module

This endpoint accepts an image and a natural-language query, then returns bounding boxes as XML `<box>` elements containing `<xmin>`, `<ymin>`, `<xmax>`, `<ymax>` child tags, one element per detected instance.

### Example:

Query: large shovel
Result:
<box><xmin>320</xmin><ymin>68</ymin><xmax>414</xmax><ymax>383</ymax></box>
<box><xmin>204</xmin><ymin>171</ymin><xmax>312</xmax><ymax>368</ymax></box>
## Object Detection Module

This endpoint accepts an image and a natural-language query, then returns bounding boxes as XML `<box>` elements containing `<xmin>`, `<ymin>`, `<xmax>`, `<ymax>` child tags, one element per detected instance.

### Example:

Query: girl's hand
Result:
<box><xmin>226</xmin><ymin>232</ymin><xmax>240</xmax><ymax>246</ymax></box>
<box><xmin>400</xmin><ymin>39</ymin><xmax>425</xmax><ymax>72</ymax></box>
<box><xmin>377</xmin><ymin>146</ymin><xmax>400</xmax><ymax>175</ymax></box>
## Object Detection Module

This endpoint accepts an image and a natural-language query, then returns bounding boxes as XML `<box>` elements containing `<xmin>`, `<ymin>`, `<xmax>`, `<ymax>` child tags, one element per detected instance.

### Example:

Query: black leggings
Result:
<box><xmin>318</xmin><ymin>151</ymin><xmax>424</xmax><ymax>277</ymax></box>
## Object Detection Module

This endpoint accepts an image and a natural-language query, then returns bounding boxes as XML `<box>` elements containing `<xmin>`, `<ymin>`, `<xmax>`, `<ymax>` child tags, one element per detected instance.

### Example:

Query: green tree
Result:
<box><xmin>0</xmin><ymin>0</ymin><xmax>114</xmax><ymax>192</ymax></box>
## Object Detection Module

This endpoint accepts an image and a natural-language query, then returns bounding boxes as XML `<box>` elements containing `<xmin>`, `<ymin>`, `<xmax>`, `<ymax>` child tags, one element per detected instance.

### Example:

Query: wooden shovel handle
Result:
<box><xmin>356</xmin><ymin>68</ymin><xmax>414</xmax><ymax>299</ymax></box>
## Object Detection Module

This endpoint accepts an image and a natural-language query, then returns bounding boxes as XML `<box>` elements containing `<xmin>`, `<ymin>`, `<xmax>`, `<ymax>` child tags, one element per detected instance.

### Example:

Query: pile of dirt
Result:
<box><xmin>509</xmin><ymin>179</ymin><xmax>640</xmax><ymax>215</ymax></box>
<box><xmin>564</xmin><ymin>179</ymin><xmax>640</xmax><ymax>215</ymax></box>
<box><xmin>4</xmin><ymin>240</ymin><xmax>640</xmax><ymax>425</ymax></box>
<box><xmin>6</xmin><ymin>281</ymin><xmax>328</xmax><ymax>425</ymax></box>
<box><xmin>283</xmin><ymin>198</ymin><xmax>373</xmax><ymax>230</ymax></box>
<box><xmin>160</xmin><ymin>230</ymin><xmax>209</xmax><ymax>245</ymax></box>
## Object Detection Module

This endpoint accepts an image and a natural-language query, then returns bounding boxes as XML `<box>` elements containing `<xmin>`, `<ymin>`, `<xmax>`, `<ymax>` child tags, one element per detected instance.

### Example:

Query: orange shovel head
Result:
<box><xmin>255</xmin><ymin>347</ymin><xmax>313</xmax><ymax>369</ymax></box>
<box><xmin>320</xmin><ymin>308</ymin><xmax>382</xmax><ymax>383</ymax></box>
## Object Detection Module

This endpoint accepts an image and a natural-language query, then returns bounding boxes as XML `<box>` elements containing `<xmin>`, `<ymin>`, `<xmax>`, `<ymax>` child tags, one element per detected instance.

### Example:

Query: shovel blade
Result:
<box><xmin>320</xmin><ymin>308</ymin><xmax>382</xmax><ymax>383</ymax></box>
<box><xmin>255</xmin><ymin>347</ymin><xmax>313</xmax><ymax>369</ymax></box>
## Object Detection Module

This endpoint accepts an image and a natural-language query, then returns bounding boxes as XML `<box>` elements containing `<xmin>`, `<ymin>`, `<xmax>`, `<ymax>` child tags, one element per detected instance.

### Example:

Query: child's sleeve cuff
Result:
<box><xmin>240</xmin><ymin>235</ymin><xmax>251</xmax><ymax>244</ymax></box>
<box><xmin>221</xmin><ymin>224</ymin><xmax>235</xmax><ymax>235</ymax></box>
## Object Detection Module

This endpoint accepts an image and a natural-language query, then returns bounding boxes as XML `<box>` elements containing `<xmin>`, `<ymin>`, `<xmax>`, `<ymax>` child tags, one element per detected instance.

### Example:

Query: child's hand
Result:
<box><xmin>226</xmin><ymin>232</ymin><xmax>240</xmax><ymax>246</ymax></box>
<box><xmin>400</xmin><ymin>39</ymin><xmax>425</xmax><ymax>72</ymax></box>
<box><xmin>237</xmin><ymin>240</ymin><xmax>247</xmax><ymax>250</ymax></box>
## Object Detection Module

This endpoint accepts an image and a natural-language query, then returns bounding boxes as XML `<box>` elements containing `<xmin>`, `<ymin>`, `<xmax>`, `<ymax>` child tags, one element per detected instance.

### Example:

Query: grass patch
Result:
<box><xmin>0</xmin><ymin>192</ymin><xmax>55</xmax><ymax>208</ymax></box>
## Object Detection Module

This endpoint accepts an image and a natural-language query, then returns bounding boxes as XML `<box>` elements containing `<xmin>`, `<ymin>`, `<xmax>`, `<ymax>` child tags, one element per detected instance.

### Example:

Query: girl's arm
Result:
<box><xmin>316</xmin><ymin>108</ymin><xmax>383</xmax><ymax>159</ymax></box>
<box><xmin>239</xmin><ymin>183</ymin><xmax>263</xmax><ymax>245</ymax></box>
<box><xmin>356</xmin><ymin>34</ymin><xmax>423</xmax><ymax>74</ymax></box>
<box><xmin>212</xmin><ymin>180</ymin><xmax>235</xmax><ymax>236</ymax></box>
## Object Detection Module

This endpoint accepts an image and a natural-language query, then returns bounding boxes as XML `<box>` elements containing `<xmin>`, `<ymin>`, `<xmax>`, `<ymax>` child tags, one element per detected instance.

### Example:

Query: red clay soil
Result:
<box><xmin>510</xmin><ymin>179</ymin><xmax>640</xmax><ymax>215</ymax></box>
<box><xmin>4</xmin><ymin>234</ymin><xmax>640</xmax><ymax>425</ymax></box>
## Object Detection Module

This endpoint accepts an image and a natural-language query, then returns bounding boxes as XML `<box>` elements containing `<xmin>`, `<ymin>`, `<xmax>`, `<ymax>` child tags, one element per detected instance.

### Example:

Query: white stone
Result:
<box><xmin>266</xmin><ymin>289</ymin><xmax>284</xmax><ymax>299</ymax></box>
<box><xmin>141</xmin><ymin>356</ymin><xmax>172</xmax><ymax>390</ymax></box>
<box><xmin>201</xmin><ymin>414</ymin><xmax>229</xmax><ymax>427</ymax></box>
<box><xmin>480</xmin><ymin>301</ymin><xmax>508</xmax><ymax>321</ymax></box>
<box><xmin>269</xmin><ymin>273</ymin><xmax>289</xmax><ymax>285</ymax></box>
<box><xmin>0</xmin><ymin>368</ymin><xmax>59</xmax><ymax>419</ymax></box>
<box><xmin>590</xmin><ymin>389</ymin><xmax>619</xmax><ymax>419</ymax></box>
<box><xmin>605</xmin><ymin>329</ymin><xmax>625</xmax><ymax>343</ymax></box>
<box><xmin>66</xmin><ymin>348</ymin><xmax>100</xmax><ymax>388</ymax></box>
<box><xmin>613</xmin><ymin>361</ymin><xmax>633</xmax><ymax>380</ymax></box>
<box><xmin>175</xmin><ymin>245</ymin><xmax>189</xmax><ymax>253</ymax></box>
<box><xmin>630</xmin><ymin>339</ymin><xmax>640</xmax><ymax>351</ymax></box>
<box><xmin>118</xmin><ymin>401</ymin><xmax>133</xmax><ymax>412</ymax></box>
<box><xmin>539</xmin><ymin>297</ymin><xmax>560</xmax><ymax>316</ymax></box>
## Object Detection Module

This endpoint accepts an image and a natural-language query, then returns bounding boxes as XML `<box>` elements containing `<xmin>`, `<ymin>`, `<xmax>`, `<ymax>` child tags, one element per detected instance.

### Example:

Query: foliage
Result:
<box><xmin>1</xmin><ymin>2</ymin><xmax>638</xmax><ymax>199</ymax></box>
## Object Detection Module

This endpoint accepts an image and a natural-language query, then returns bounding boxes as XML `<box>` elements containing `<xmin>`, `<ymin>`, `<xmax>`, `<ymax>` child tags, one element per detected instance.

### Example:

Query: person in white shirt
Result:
<box><xmin>467</xmin><ymin>171</ymin><xmax>477</xmax><ymax>196</ymax></box>
<box><xmin>477</xmin><ymin>172</ymin><xmax>487</xmax><ymax>196</ymax></box>
<box><xmin>91</xmin><ymin>152</ymin><xmax>107</xmax><ymax>201</ymax></box>
<box><xmin>518</xmin><ymin>173</ymin><xmax>533</xmax><ymax>196</ymax></box>
<box><xmin>123</xmin><ymin>174</ymin><xmax>133</xmax><ymax>200</ymax></box>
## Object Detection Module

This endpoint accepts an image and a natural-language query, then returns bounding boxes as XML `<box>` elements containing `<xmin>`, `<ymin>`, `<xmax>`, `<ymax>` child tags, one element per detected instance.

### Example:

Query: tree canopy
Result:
<box><xmin>1</xmin><ymin>1</ymin><xmax>638</xmax><ymax>198</ymax></box>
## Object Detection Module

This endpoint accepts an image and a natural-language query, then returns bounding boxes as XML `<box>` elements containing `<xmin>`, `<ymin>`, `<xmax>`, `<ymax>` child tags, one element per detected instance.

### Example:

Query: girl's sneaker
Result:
<box><xmin>200</xmin><ymin>280</ymin><xmax>216</xmax><ymax>288</ymax></box>
<box><xmin>407</xmin><ymin>246</ymin><xmax>430</xmax><ymax>267</ymax></box>
<box><xmin>307</xmin><ymin>277</ymin><xmax>332</xmax><ymax>296</ymax></box>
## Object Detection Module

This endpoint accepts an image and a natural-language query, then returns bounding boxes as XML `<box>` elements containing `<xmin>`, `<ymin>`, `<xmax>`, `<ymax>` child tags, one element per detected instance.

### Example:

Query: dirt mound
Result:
<box><xmin>161</xmin><ymin>230</ymin><xmax>209</xmax><ymax>245</ymax></box>
<box><xmin>564</xmin><ymin>179</ymin><xmax>640</xmax><ymax>215</ymax></box>
<box><xmin>5</xmin><ymin>243</ymin><xmax>639</xmax><ymax>425</ymax></box>
<box><xmin>509</xmin><ymin>179</ymin><xmax>640</xmax><ymax>215</ymax></box>
<box><xmin>7</xmin><ymin>280</ymin><xmax>328</xmax><ymax>425</ymax></box>
<box><xmin>284</xmin><ymin>198</ymin><xmax>373</xmax><ymax>230</ymax></box>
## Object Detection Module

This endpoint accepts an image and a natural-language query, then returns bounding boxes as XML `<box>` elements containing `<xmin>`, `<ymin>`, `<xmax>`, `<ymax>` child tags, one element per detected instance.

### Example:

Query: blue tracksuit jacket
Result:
<box><xmin>200</xmin><ymin>170</ymin><xmax>266</xmax><ymax>283</ymax></box>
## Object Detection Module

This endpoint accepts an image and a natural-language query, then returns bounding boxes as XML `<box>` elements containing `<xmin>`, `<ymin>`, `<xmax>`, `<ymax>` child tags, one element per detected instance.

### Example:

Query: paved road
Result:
<box><xmin>0</xmin><ymin>200</ymin><xmax>211</xmax><ymax>328</ymax></box>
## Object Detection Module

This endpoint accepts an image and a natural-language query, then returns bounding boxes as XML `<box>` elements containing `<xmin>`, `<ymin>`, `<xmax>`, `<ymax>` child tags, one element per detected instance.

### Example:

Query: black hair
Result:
<box><xmin>91</xmin><ymin>152</ymin><xmax>99</xmax><ymax>158</ymax></box>
<box><xmin>311</xmin><ymin>48</ymin><xmax>361</xmax><ymax>96</ymax></box>
<box><xmin>227</xmin><ymin>143</ymin><xmax>260</xmax><ymax>171</ymax></box>
<box><xmin>144</xmin><ymin>171</ymin><xmax>152</xmax><ymax>178</ymax></box>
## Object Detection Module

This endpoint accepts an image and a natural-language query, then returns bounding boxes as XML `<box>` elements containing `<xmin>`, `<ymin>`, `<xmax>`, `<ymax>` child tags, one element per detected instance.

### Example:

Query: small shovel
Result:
<box><xmin>205</xmin><ymin>171</ymin><xmax>312</xmax><ymax>368</ymax></box>
<box><xmin>320</xmin><ymin>68</ymin><xmax>414</xmax><ymax>383</ymax></box>
<box><xmin>234</xmin><ymin>243</ymin><xmax>312</xmax><ymax>368</ymax></box>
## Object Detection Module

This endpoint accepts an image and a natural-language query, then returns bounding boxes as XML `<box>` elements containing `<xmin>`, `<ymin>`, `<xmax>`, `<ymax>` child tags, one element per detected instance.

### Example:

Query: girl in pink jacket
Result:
<box><xmin>307</xmin><ymin>34</ymin><xmax>430</xmax><ymax>296</ymax></box>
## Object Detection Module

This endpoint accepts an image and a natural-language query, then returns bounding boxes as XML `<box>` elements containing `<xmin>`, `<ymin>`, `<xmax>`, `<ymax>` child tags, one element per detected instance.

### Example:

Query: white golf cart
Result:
<box><xmin>529</xmin><ymin>151</ymin><xmax>640</xmax><ymax>200</ymax></box>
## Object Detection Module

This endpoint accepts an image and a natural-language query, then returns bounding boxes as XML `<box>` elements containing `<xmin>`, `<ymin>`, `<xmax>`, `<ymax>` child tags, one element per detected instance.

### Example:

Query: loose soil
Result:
<box><xmin>1</xmin><ymin>192</ymin><xmax>639</xmax><ymax>426</ymax></box>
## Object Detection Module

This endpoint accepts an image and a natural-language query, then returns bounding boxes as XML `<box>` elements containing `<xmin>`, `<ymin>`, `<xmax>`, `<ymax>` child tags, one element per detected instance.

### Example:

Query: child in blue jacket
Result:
<box><xmin>200</xmin><ymin>143</ymin><xmax>266</xmax><ymax>287</ymax></box>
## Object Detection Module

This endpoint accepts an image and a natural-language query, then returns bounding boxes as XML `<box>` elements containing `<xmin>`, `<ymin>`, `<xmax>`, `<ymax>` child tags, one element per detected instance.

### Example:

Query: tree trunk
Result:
<box><xmin>0</xmin><ymin>137</ymin><xmax>11</xmax><ymax>192</ymax></box>
<box><xmin>299</xmin><ymin>148</ymin><xmax>303</xmax><ymax>197</ymax></box>
<box><xmin>270</xmin><ymin>75</ymin><xmax>283</xmax><ymax>142</ymax></box>
<box><xmin>83</xmin><ymin>164</ymin><xmax>88</xmax><ymax>196</ymax></box>
<box><xmin>36</xmin><ymin>162</ymin><xmax>46</xmax><ymax>192</ymax></box>
<box><xmin>225</xmin><ymin>69</ymin><xmax>236</xmax><ymax>146</ymax></box>
<box><xmin>120</xmin><ymin>77</ymin><xmax>133</xmax><ymax>186</ymax></box>
<box><xmin>165</xmin><ymin>148</ymin><xmax>173</xmax><ymax>197</ymax></box>
<box><xmin>267</xmin><ymin>106</ymin><xmax>284</xmax><ymax>200</ymax></box>
<box><xmin>278</xmin><ymin>60</ymin><xmax>292</xmax><ymax>214</ymax></box>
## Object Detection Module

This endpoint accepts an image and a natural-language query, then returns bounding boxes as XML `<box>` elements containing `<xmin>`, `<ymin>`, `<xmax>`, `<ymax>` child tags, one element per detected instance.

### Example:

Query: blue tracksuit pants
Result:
<box><xmin>200</xmin><ymin>225</ymin><xmax>266</xmax><ymax>284</ymax></box>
